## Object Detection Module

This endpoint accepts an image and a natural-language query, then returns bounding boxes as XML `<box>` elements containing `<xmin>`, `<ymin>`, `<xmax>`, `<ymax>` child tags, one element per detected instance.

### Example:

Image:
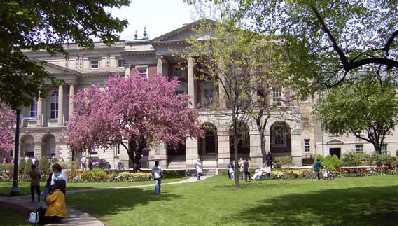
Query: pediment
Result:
<box><xmin>44</xmin><ymin>62</ymin><xmax>80</xmax><ymax>76</ymax></box>
<box><xmin>152</xmin><ymin>19</ymin><xmax>215</xmax><ymax>43</ymax></box>
<box><xmin>326</xmin><ymin>139</ymin><xmax>344</xmax><ymax>145</ymax></box>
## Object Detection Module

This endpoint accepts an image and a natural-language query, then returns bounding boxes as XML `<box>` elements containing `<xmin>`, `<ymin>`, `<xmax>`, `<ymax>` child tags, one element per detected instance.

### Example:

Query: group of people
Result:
<box><xmin>227</xmin><ymin>158</ymin><xmax>252</xmax><ymax>181</ymax></box>
<box><xmin>29</xmin><ymin>162</ymin><xmax>68</xmax><ymax>224</ymax></box>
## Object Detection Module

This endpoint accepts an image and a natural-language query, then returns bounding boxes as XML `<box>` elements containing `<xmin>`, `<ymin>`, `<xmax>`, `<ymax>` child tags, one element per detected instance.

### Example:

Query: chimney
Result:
<box><xmin>143</xmin><ymin>26</ymin><xmax>148</xmax><ymax>40</ymax></box>
<box><xmin>134</xmin><ymin>30</ymin><xmax>138</xmax><ymax>40</ymax></box>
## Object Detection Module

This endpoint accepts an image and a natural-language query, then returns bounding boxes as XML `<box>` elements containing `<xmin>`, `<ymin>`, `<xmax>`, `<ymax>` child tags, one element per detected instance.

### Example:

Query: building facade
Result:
<box><xmin>16</xmin><ymin>21</ymin><xmax>398</xmax><ymax>169</ymax></box>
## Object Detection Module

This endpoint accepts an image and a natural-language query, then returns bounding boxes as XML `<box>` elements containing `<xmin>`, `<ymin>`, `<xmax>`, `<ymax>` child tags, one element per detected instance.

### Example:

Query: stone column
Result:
<box><xmin>36</xmin><ymin>98</ymin><xmax>43</xmax><ymax>127</ymax></box>
<box><xmin>125</xmin><ymin>65</ymin><xmax>131</xmax><ymax>77</ymax></box>
<box><xmin>291</xmin><ymin>129</ymin><xmax>303</xmax><ymax>166</ymax></box>
<box><xmin>148</xmin><ymin>143</ymin><xmax>167</xmax><ymax>168</ymax></box>
<box><xmin>185</xmin><ymin>137</ymin><xmax>198</xmax><ymax>168</ymax></box>
<box><xmin>157</xmin><ymin>56</ymin><xmax>168</xmax><ymax>76</ymax></box>
<box><xmin>249</xmin><ymin>131</ymin><xmax>263</xmax><ymax>168</ymax></box>
<box><xmin>58</xmin><ymin>85</ymin><xmax>64</xmax><ymax>126</ymax></box>
<box><xmin>217</xmin><ymin>128</ymin><xmax>230</xmax><ymax>168</ymax></box>
<box><xmin>68</xmin><ymin>84</ymin><xmax>75</xmax><ymax>121</ymax></box>
<box><xmin>187</xmin><ymin>57</ymin><xmax>196</xmax><ymax>108</ymax></box>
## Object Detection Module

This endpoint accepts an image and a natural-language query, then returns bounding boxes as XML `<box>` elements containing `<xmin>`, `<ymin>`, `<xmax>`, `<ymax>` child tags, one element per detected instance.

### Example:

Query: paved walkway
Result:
<box><xmin>0</xmin><ymin>176</ymin><xmax>211</xmax><ymax>226</ymax></box>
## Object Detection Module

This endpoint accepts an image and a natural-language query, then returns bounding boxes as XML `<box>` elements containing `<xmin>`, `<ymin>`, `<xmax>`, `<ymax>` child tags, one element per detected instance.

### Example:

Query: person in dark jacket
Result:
<box><xmin>313</xmin><ymin>159</ymin><xmax>322</xmax><ymax>180</ymax></box>
<box><xmin>265</xmin><ymin>152</ymin><xmax>273</xmax><ymax>169</ymax></box>
<box><xmin>243</xmin><ymin>159</ymin><xmax>250</xmax><ymax>182</ymax></box>
<box><xmin>29</xmin><ymin>164</ymin><xmax>41</xmax><ymax>202</ymax></box>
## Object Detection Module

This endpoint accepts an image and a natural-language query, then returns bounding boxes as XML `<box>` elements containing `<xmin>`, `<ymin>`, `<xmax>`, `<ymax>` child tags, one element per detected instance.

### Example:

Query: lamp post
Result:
<box><xmin>10</xmin><ymin>108</ymin><xmax>21</xmax><ymax>196</ymax></box>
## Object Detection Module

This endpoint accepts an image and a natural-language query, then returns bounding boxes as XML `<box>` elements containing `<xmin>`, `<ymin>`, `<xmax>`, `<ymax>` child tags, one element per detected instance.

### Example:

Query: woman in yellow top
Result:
<box><xmin>44</xmin><ymin>181</ymin><xmax>68</xmax><ymax>224</ymax></box>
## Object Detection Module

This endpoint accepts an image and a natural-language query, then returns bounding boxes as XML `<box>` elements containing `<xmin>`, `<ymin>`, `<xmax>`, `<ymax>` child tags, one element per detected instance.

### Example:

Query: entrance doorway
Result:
<box><xmin>329</xmin><ymin>148</ymin><xmax>341</xmax><ymax>159</ymax></box>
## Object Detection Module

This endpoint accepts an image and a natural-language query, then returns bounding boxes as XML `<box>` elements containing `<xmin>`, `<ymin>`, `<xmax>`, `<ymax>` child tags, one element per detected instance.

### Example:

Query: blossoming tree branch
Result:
<box><xmin>67</xmin><ymin>74</ymin><xmax>202</xmax><ymax>169</ymax></box>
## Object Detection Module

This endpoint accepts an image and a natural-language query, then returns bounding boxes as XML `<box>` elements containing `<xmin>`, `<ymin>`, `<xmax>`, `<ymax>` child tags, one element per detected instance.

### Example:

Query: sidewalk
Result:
<box><xmin>0</xmin><ymin>176</ymin><xmax>210</xmax><ymax>225</ymax></box>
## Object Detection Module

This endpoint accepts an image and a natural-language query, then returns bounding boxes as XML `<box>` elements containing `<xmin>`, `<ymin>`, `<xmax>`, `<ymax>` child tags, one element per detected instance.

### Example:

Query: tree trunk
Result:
<box><xmin>127</xmin><ymin>139</ymin><xmax>136</xmax><ymax>169</ymax></box>
<box><xmin>10</xmin><ymin>109</ymin><xmax>21</xmax><ymax>195</ymax></box>
<box><xmin>232</xmin><ymin>112</ymin><xmax>240</xmax><ymax>188</ymax></box>
<box><xmin>259</xmin><ymin>129</ymin><xmax>266</xmax><ymax>163</ymax></box>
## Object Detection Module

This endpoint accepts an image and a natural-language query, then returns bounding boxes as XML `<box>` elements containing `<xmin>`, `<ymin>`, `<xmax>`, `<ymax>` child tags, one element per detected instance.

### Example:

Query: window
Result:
<box><xmin>304</xmin><ymin>139</ymin><xmax>310</xmax><ymax>152</ymax></box>
<box><xmin>118</xmin><ymin>59</ymin><xmax>124</xmax><ymax>68</ymax></box>
<box><xmin>355</xmin><ymin>144</ymin><xmax>363</xmax><ymax>153</ymax></box>
<box><xmin>90</xmin><ymin>60</ymin><xmax>99</xmax><ymax>69</ymax></box>
<box><xmin>135</xmin><ymin>65</ymin><xmax>148</xmax><ymax>78</ymax></box>
<box><xmin>272</xmin><ymin>87</ymin><xmax>282</xmax><ymax>106</ymax></box>
<box><xmin>50</xmin><ymin>90</ymin><xmax>58</xmax><ymax>119</ymax></box>
<box><xmin>30</xmin><ymin>100</ymin><xmax>37</xmax><ymax>117</ymax></box>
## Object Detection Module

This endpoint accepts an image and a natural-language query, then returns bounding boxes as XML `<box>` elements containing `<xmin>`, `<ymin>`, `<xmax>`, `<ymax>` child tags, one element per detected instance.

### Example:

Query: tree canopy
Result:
<box><xmin>0</xmin><ymin>0</ymin><xmax>129</xmax><ymax>109</ymax></box>
<box><xmin>317</xmin><ymin>77</ymin><xmax>398</xmax><ymax>154</ymax></box>
<box><xmin>186</xmin><ymin>0</ymin><xmax>398</xmax><ymax>87</ymax></box>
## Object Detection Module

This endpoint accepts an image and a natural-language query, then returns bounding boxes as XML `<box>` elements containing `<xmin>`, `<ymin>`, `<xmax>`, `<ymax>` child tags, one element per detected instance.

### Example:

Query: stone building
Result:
<box><xmin>16</xmin><ymin>21</ymin><xmax>398</xmax><ymax>169</ymax></box>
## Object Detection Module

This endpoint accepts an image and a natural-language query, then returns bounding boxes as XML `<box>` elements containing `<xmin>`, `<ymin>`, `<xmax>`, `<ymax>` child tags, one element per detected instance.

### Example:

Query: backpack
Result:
<box><xmin>28</xmin><ymin>210</ymin><xmax>40</xmax><ymax>224</ymax></box>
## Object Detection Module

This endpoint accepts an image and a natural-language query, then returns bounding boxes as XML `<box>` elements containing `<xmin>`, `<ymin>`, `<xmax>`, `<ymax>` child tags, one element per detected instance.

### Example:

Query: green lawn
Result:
<box><xmin>0</xmin><ymin>178</ymin><xmax>183</xmax><ymax>196</ymax></box>
<box><xmin>66</xmin><ymin>175</ymin><xmax>398</xmax><ymax>226</ymax></box>
<box><xmin>0</xmin><ymin>205</ymin><xmax>30</xmax><ymax>226</ymax></box>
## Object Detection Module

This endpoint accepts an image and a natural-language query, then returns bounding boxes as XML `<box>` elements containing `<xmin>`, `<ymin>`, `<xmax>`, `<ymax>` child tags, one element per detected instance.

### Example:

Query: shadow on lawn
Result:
<box><xmin>230</xmin><ymin>185</ymin><xmax>398</xmax><ymax>226</ymax></box>
<box><xmin>67</xmin><ymin>187</ymin><xmax>181</xmax><ymax>217</ymax></box>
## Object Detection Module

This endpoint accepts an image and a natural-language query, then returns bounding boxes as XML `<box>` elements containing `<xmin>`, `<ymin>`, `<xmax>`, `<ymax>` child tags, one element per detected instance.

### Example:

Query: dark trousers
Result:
<box><xmin>315</xmin><ymin>171</ymin><xmax>320</xmax><ymax>180</ymax></box>
<box><xmin>243</xmin><ymin>171</ymin><xmax>251</xmax><ymax>181</ymax></box>
<box><xmin>40</xmin><ymin>216</ymin><xmax>63</xmax><ymax>224</ymax></box>
<box><xmin>31</xmin><ymin>185</ymin><xmax>40</xmax><ymax>202</ymax></box>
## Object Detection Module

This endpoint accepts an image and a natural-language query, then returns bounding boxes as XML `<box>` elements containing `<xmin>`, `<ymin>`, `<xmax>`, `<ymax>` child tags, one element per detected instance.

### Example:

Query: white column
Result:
<box><xmin>68</xmin><ymin>84</ymin><xmax>75</xmax><ymax>121</ymax></box>
<box><xmin>249</xmin><ymin>131</ymin><xmax>263</xmax><ymax>168</ymax></box>
<box><xmin>291</xmin><ymin>129</ymin><xmax>303</xmax><ymax>166</ymax></box>
<box><xmin>36</xmin><ymin>98</ymin><xmax>43</xmax><ymax>127</ymax></box>
<box><xmin>58</xmin><ymin>85</ymin><xmax>64</xmax><ymax>126</ymax></box>
<box><xmin>187</xmin><ymin>57</ymin><xmax>196</xmax><ymax>108</ymax></box>
<box><xmin>148</xmin><ymin>143</ymin><xmax>167</xmax><ymax>168</ymax></box>
<box><xmin>217</xmin><ymin>128</ymin><xmax>230</xmax><ymax>168</ymax></box>
<box><xmin>125</xmin><ymin>65</ymin><xmax>131</xmax><ymax>77</ymax></box>
<box><xmin>185</xmin><ymin>137</ymin><xmax>198</xmax><ymax>168</ymax></box>
<box><xmin>157</xmin><ymin>56</ymin><xmax>168</xmax><ymax>76</ymax></box>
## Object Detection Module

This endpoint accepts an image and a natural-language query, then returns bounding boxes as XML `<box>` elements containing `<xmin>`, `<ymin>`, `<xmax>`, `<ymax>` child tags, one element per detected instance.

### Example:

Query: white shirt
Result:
<box><xmin>50</xmin><ymin>170</ymin><xmax>67</xmax><ymax>186</ymax></box>
<box><xmin>152</xmin><ymin>166</ymin><xmax>162</xmax><ymax>179</ymax></box>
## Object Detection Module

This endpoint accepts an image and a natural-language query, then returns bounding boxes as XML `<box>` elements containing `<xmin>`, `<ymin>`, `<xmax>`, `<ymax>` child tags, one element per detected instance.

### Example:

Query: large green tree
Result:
<box><xmin>318</xmin><ymin>77</ymin><xmax>398</xmax><ymax>154</ymax></box>
<box><xmin>0</xmin><ymin>0</ymin><xmax>129</xmax><ymax>108</ymax></box>
<box><xmin>186</xmin><ymin>0</ymin><xmax>398</xmax><ymax>87</ymax></box>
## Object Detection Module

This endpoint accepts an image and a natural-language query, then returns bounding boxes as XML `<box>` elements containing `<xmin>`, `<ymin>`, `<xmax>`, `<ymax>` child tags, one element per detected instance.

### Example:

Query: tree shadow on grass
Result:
<box><xmin>228</xmin><ymin>185</ymin><xmax>398</xmax><ymax>226</ymax></box>
<box><xmin>66</xmin><ymin>187</ymin><xmax>181</xmax><ymax>217</ymax></box>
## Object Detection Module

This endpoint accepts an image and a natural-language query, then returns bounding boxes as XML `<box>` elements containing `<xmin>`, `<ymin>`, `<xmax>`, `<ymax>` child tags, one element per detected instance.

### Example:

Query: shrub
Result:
<box><xmin>341</xmin><ymin>153</ymin><xmax>370</xmax><ymax>166</ymax></box>
<box><xmin>321</xmin><ymin>155</ymin><xmax>341</xmax><ymax>171</ymax></box>
<box><xmin>273</xmin><ymin>156</ymin><xmax>292</xmax><ymax>168</ymax></box>
<box><xmin>113</xmin><ymin>172</ymin><xmax>152</xmax><ymax>182</ymax></box>
<box><xmin>0</xmin><ymin>163</ymin><xmax>13</xmax><ymax>181</ymax></box>
<box><xmin>81</xmin><ymin>168</ymin><xmax>108</xmax><ymax>182</ymax></box>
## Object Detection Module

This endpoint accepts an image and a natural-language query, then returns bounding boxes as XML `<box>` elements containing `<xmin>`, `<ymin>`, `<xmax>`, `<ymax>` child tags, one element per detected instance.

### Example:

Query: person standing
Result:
<box><xmin>243</xmin><ymin>158</ymin><xmax>250</xmax><ymax>182</ymax></box>
<box><xmin>151</xmin><ymin>161</ymin><xmax>163</xmax><ymax>194</ymax></box>
<box><xmin>228</xmin><ymin>162</ymin><xmax>235</xmax><ymax>180</ymax></box>
<box><xmin>313</xmin><ymin>159</ymin><xmax>322</xmax><ymax>180</ymax></box>
<box><xmin>29</xmin><ymin>164</ymin><xmax>41</xmax><ymax>202</ymax></box>
<box><xmin>194</xmin><ymin>159</ymin><xmax>203</xmax><ymax>180</ymax></box>
<box><xmin>265</xmin><ymin>152</ymin><xmax>273</xmax><ymax>169</ymax></box>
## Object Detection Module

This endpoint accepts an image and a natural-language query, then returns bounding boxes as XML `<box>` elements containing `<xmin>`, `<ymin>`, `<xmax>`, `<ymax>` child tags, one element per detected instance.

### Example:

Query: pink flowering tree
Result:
<box><xmin>67</xmin><ymin>74</ymin><xmax>202</xmax><ymax>169</ymax></box>
<box><xmin>0</xmin><ymin>103</ymin><xmax>15</xmax><ymax>159</ymax></box>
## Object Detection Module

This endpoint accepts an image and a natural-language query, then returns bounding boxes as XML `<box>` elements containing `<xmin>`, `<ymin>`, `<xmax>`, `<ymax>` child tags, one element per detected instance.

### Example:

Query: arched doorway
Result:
<box><xmin>229</xmin><ymin>121</ymin><xmax>250</xmax><ymax>161</ymax></box>
<box><xmin>198</xmin><ymin>122</ymin><xmax>217</xmax><ymax>160</ymax></box>
<box><xmin>270</xmin><ymin>121</ymin><xmax>291</xmax><ymax>155</ymax></box>
<box><xmin>20</xmin><ymin>135</ymin><xmax>34</xmax><ymax>158</ymax></box>
<box><xmin>41</xmin><ymin>134</ymin><xmax>56</xmax><ymax>159</ymax></box>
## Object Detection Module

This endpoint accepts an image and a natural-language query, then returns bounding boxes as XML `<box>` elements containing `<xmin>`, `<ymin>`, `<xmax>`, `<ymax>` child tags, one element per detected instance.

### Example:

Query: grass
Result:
<box><xmin>0</xmin><ymin>178</ymin><xmax>184</xmax><ymax>196</ymax></box>
<box><xmin>66</xmin><ymin>175</ymin><xmax>398</xmax><ymax>226</ymax></box>
<box><xmin>0</xmin><ymin>205</ymin><xmax>30</xmax><ymax>226</ymax></box>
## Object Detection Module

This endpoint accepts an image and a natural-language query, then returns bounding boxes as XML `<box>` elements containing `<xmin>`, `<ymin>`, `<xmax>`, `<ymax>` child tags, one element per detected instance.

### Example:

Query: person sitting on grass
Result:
<box><xmin>42</xmin><ymin>180</ymin><xmax>68</xmax><ymax>224</ymax></box>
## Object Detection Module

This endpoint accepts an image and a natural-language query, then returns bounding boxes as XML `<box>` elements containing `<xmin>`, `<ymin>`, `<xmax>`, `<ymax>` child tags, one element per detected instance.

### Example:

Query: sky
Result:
<box><xmin>109</xmin><ymin>0</ymin><xmax>202</xmax><ymax>41</ymax></box>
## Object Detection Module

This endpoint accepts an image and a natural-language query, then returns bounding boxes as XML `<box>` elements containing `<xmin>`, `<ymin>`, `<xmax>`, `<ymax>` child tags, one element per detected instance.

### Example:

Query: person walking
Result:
<box><xmin>313</xmin><ymin>158</ymin><xmax>322</xmax><ymax>180</ymax></box>
<box><xmin>151</xmin><ymin>161</ymin><xmax>163</xmax><ymax>194</ymax></box>
<box><xmin>194</xmin><ymin>159</ymin><xmax>203</xmax><ymax>180</ymax></box>
<box><xmin>243</xmin><ymin>158</ymin><xmax>250</xmax><ymax>182</ymax></box>
<box><xmin>29</xmin><ymin>164</ymin><xmax>41</xmax><ymax>202</ymax></box>
<box><xmin>228</xmin><ymin>162</ymin><xmax>235</xmax><ymax>180</ymax></box>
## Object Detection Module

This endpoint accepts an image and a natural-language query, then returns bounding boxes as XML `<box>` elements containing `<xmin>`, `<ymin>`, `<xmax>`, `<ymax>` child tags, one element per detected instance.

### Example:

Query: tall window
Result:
<box><xmin>355</xmin><ymin>144</ymin><xmax>363</xmax><ymax>153</ymax></box>
<box><xmin>304</xmin><ymin>139</ymin><xmax>310</xmax><ymax>152</ymax></box>
<box><xmin>118</xmin><ymin>59</ymin><xmax>124</xmax><ymax>68</ymax></box>
<box><xmin>135</xmin><ymin>65</ymin><xmax>148</xmax><ymax>78</ymax></box>
<box><xmin>272</xmin><ymin>87</ymin><xmax>282</xmax><ymax>106</ymax></box>
<box><xmin>90</xmin><ymin>60</ymin><xmax>99</xmax><ymax>69</ymax></box>
<box><xmin>30</xmin><ymin>100</ymin><xmax>37</xmax><ymax>117</ymax></box>
<box><xmin>50</xmin><ymin>90</ymin><xmax>59</xmax><ymax>119</ymax></box>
